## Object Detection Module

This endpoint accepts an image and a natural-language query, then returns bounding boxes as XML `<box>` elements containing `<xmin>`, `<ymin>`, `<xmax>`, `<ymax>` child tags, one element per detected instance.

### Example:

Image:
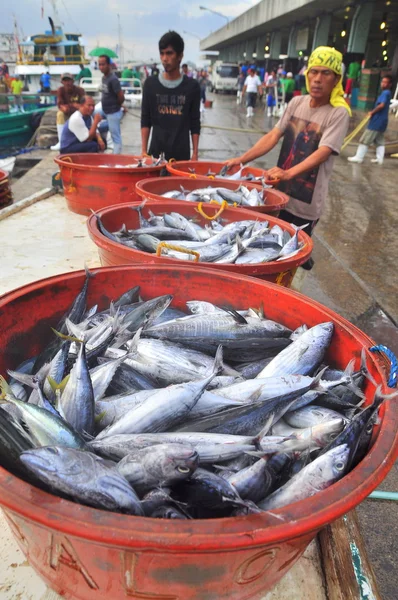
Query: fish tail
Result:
<box><xmin>0</xmin><ymin>374</ymin><xmax>11</xmax><ymax>401</ymax></box>
<box><xmin>360</xmin><ymin>348</ymin><xmax>377</xmax><ymax>387</ymax></box>
<box><xmin>253</xmin><ymin>414</ymin><xmax>275</xmax><ymax>446</ymax></box>
<box><xmin>47</xmin><ymin>374</ymin><xmax>70</xmax><ymax>393</ymax></box>
<box><xmin>84</xmin><ymin>264</ymin><xmax>95</xmax><ymax>280</ymax></box>
<box><xmin>374</xmin><ymin>384</ymin><xmax>398</xmax><ymax>408</ymax></box>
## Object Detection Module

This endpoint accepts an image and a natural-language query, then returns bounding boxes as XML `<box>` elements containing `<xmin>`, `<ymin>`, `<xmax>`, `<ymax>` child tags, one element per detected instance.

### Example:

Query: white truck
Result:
<box><xmin>210</xmin><ymin>62</ymin><xmax>239</xmax><ymax>94</ymax></box>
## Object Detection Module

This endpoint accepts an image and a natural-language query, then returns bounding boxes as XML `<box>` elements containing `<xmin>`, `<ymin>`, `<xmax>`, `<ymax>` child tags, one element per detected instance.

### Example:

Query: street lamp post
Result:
<box><xmin>199</xmin><ymin>6</ymin><xmax>229</xmax><ymax>24</ymax></box>
<box><xmin>183</xmin><ymin>30</ymin><xmax>202</xmax><ymax>40</ymax></box>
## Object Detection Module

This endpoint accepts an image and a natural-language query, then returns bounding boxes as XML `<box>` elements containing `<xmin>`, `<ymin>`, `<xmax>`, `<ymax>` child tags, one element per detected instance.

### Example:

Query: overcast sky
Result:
<box><xmin>4</xmin><ymin>0</ymin><xmax>258</xmax><ymax>65</ymax></box>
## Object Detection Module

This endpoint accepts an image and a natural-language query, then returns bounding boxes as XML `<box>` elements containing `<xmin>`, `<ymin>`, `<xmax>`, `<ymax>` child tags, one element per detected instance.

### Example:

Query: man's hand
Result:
<box><xmin>59</xmin><ymin>104</ymin><xmax>69</xmax><ymax>113</ymax></box>
<box><xmin>266</xmin><ymin>166</ymin><xmax>291</xmax><ymax>182</ymax></box>
<box><xmin>98</xmin><ymin>138</ymin><xmax>105</xmax><ymax>152</ymax></box>
<box><xmin>223</xmin><ymin>157</ymin><xmax>244</xmax><ymax>167</ymax></box>
<box><xmin>93</xmin><ymin>113</ymin><xmax>103</xmax><ymax>125</ymax></box>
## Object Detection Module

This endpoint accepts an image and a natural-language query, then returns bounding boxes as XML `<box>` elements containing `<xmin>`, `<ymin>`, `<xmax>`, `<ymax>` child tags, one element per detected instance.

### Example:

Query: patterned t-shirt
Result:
<box><xmin>275</xmin><ymin>95</ymin><xmax>349</xmax><ymax>220</ymax></box>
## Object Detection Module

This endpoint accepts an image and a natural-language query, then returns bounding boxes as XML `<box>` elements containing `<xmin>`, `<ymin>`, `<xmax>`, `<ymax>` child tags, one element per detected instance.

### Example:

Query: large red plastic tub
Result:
<box><xmin>0</xmin><ymin>266</ymin><xmax>396</xmax><ymax>600</ymax></box>
<box><xmin>87</xmin><ymin>201</ymin><xmax>312</xmax><ymax>287</ymax></box>
<box><xmin>166</xmin><ymin>160</ymin><xmax>270</xmax><ymax>184</ymax></box>
<box><xmin>54</xmin><ymin>154</ymin><xmax>164</xmax><ymax>215</ymax></box>
<box><xmin>0</xmin><ymin>168</ymin><xmax>12</xmax><ymax>208</ymax></box>
<box><xmin>136</xmin><ymin>176</ymin><xmax>289</xmax><ymax>216</ymax></box>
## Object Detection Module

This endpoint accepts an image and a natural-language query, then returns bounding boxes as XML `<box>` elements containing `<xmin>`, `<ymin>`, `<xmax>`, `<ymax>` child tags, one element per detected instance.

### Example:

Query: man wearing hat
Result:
<box><xmin>51</xmin><ymin>73</ymin><xmax>85</xmax><ymax>151</ymax></box>
<box><xmin>225</xmin><ymin>46</ymin><xmax>350</xmax><ymax>270</ymax></box>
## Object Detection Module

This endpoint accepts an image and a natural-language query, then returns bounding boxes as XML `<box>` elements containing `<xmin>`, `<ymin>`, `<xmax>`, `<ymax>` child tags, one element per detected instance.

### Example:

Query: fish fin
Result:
<box><xmin>212</xmin><ymin>346</ymin><xmax>224</xmax><ymax>376</ymax></box>
<box><xmin>6</xmin><ymin>369</ymin><xmax>36</xmax><ymax>389</ymax></box>
<box><xmin>311</xmin><ymin>366</ymin><xmax>329</xmax><ymax>392</ymax></box>
<box><xmin>126</xmin><ymin>327</ymin><xmax>142</xmax><ymax>353</ymax></box>
<box><xmin>51</xmin><ymin>329</ymin><xmax>84</xmax><ymax>344</ymax></box>
<box><xmin>0</xmin><ymin>375</ymin><xmax>13</xmax><ymax>401</ymax></box>
<box><xmin>220</xmin><ymin>307</ymin><xmax>248</xmax><ymax>325</ymax></box>
<box><xmin>247</xmin><ymin>387</ymin><xmax>263</xmax><ymax>403</ymax></box>
<box><xmin>253</xmin><ymin>414</ymin><xmax>276</xmax><ymax>446</ymax></box>
<box><xmin>95</xmin><ymin>410</ymin><xmax>107</xmax><ymax>424</ymax></box>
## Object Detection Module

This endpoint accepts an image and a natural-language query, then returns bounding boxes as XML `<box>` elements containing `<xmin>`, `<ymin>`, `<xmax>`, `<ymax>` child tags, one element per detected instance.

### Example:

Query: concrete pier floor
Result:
<box><xmin>4</xmin><ymin>93</ymin><xmax>397</xmax><ymax>599</ymax></box>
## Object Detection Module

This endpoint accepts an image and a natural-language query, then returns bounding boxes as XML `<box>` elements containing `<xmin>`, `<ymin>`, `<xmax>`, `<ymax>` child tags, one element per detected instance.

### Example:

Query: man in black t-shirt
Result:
<box><xmin>99</xmin><ymin>55</ymin><xmax>125</xmax><ymax>153</ymax></box>
<box><xmin>141</xmin><ymin>31</ymin><xmax>200</xmax><ymax>161</ymax></box>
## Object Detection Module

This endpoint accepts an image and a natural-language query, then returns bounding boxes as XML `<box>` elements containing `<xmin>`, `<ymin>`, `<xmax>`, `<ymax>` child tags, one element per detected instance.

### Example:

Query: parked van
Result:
<box><xmin>210</xmin><ymin>62</ymin><xmax>239</xmax><ymax>93</ymax></box>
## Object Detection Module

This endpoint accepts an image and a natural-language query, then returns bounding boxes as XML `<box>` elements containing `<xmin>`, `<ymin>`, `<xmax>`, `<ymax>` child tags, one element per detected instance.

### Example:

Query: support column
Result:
<box><xmin>287</xmin><ymin>26</ymin><xmax>298</xmax><ymax>58</ymax></box>
<box><xmin>312</xmin><ymin>14</ymin><xmax>331</xmax><ymax>50</ymax></box>
<box><xmin>256</xmin><ymin>35</ymin><xmax>268</xmax><ymax>60</ymax></box>
<box><xmin>269</xmin><ymin>31</ymin><xmax>282</xmax><ymax>60</ymax></box>
<box><xmin>348</xmin><ymin>1</ymin><xmax>375</xmax><ymax>54</ymax></box>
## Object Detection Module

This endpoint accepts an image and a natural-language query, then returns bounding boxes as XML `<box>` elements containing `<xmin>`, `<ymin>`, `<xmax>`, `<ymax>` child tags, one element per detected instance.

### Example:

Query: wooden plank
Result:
<box><xmin>318</xmin><ymin>511</ymin><xmax>381</xmax><ymax>600</ymax></box>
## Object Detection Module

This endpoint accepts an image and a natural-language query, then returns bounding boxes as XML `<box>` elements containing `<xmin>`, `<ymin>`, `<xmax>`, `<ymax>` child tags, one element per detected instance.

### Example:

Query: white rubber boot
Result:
<box><xmin>236</xmin><ymin>91</ymin><xmax>241</xmax><ymax>104</ymax></box>
<box><xmin>371</xmin><ymin>146</ymin><xmax>385</xmax><ymax>165</ymax></box>
<box><xmin>267</xmin><ymin>107</ymin><xmax>271</xmax><ymax>117</ymax></box>
<box><xmin>51</xmin><ymin>124</ymin><xmax>64</xmax><ymax>151</ymax></box>
<box><xmin>348</xmin><ymin>144</ymin><xmax>368</xmax><ymax>163</ymax></box>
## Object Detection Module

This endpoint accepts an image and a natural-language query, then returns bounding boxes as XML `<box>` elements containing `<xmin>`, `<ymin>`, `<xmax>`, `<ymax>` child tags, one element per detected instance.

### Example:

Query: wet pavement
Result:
<box><xmin>122</xmin><ymin>94</ymin><xmax>398</xmax><ymax>600</ymax></box>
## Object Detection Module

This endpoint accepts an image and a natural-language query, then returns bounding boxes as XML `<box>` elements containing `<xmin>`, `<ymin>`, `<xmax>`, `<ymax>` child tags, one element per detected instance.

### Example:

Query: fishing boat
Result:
<box><xmin>14</xmin><ymin>1</ymin><xmax>88</xmax><ymax>93</ymax></box>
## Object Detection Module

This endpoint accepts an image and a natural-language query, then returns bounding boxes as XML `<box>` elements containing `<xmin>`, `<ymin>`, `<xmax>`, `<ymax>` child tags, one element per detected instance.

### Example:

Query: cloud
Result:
<box><xmin>4</xmin><ymin>0</ymin><xmax>255</xmax><ymax>64</ymax></box>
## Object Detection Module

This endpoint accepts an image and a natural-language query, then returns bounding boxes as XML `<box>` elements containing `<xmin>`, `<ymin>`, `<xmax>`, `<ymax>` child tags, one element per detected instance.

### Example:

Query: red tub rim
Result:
<box><xmin>0</xmin><ymin>265</ymin><xmax>396</xmax><ymax>551</ymax></box>
<box><xmin>54</xmin><ymin>154</ymin><xmax>164</xmax><ymax>174</ymax></box>
<box><xmin>86</xmin><ymin>201</ymin><xmax>313</xmax><ymax>272</ymax></box>
<box><xmin>135</xmin><ymin>176</ymin><xmax>289</xmax><ymax>214</ymax></box>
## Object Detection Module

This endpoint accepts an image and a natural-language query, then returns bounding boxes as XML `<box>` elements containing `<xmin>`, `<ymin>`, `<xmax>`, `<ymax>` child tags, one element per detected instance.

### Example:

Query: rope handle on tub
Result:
<box><xmin>197</xmin><ymin>201</ymin><xmax>228</xmax><ymax>220</ymax></box>
<box><xmin>156</xmin><ymin>242</ymin><xmax>200</xmax><ymax>262</ymax></box>
<box><xmin>369</xmin><ymin>345</ymin><xmax>398</xmax><ymax>388</ymax></box>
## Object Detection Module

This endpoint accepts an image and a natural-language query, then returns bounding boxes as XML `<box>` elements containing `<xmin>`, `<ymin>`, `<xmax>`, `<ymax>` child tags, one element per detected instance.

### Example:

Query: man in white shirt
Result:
<box><xmin>242</xmin><ymin>68</ymin><xmax>262</xmax><ymax>117</ymax></box>
<box><xmin>60</xmin><ymin>95</ymin><xmax>105</xmax><ymax>154</ymax></box>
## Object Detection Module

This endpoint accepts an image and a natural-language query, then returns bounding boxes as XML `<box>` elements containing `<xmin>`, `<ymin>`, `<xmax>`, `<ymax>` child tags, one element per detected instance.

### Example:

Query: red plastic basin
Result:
<box><xmin>0</xmin><ymin>266</ymin><xmax>396</xmax><ymax>600</ymax></box>
<box><xmin>166</xmin><ymin>160</ymin><xmax>273</xmax><ymax>184</ymax></box>
<box><xmin>135</xmin><ymin>176</ymin><xmax>289</xmax><ymax>216</ymax></box>
<box><xmin>87</xmin><ymin>201</ymin><xmax>313</xmax><ymax>287</ymax></box>
<box><xmin>54</xmin><ymin>154</ymin><xmax>164</xmax><ymax>215</ymax></box>
<box><xmin>0</xmin><ymin>168</ymin><xmax>12</xmax><ymax>208</ymax></box>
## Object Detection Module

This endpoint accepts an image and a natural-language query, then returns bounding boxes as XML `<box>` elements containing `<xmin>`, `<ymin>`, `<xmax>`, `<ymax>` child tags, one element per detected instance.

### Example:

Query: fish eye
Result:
<box><xmin>46</xmin><ymin>447</ymin><xmax>59</xmax><ymax>455</ymax></box>
<box><xmin>177</xmin><ymin>466</ymin><xmax>191</xmax><ymax>474</ymax></box>
<box><xmin>329</xmin><ymin>433</ymin><xmax>338</xmax><ymax>440</ymax></box>
<box><xmin>335</xmin><ymin>461</ymin><xmax>345</xmax><ymax>471</ymax></box>
<box><xmin>366</xmin><ymin>423</ymin><xmax>373</xmax><ymax>434</ymax></box>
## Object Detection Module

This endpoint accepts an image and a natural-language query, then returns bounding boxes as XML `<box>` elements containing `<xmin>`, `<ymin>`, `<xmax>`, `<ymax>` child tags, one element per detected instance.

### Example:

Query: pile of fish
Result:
<box><xmin>188</xmin><ymin>164</ymin><xmax>264</xmax><ymax>182</ymax></box>
<box><xmin>98</xmin><ymin>154</ymin><xmax>166</xmax><ymax>169</ymax></box>
<box><xmin>161</xmin><ymin>184</ymin><xmax>268</xmax><ymax>208</ymax></box>
<box><xmin>95</xmin><ymin>210</ymin><xmax>306</xmax><ymax>264</ymax></box>
<box><xmin>0</xmin><ymin>271</ymin><xmax>394</xmax><ymax>520</ymax></box>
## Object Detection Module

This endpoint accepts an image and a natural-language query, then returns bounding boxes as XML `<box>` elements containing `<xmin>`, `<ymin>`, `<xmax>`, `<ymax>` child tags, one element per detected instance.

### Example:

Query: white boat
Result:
<box><xmin>14</xmin><ymin>3</ymin><xmax>87</xmax><ymax>94</ymax></box>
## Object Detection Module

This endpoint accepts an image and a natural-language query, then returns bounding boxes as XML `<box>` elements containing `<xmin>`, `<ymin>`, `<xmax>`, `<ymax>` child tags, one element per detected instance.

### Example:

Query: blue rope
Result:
<box><xmin>0</xmin><ymin>146</ymin><xmax>39</xmax><ymax>160</ymax></box>
<box><xmin>369</xmin><ymin>345</ymin><xmax>398</xmax><ymax>388</ymax></box>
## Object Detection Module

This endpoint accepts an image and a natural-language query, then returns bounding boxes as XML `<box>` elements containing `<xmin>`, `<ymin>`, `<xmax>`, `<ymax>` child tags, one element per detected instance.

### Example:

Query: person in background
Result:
<box><xmin>241</xmin><ymin>62</ymin><xmax>249</xmax><ymax>77</ymax></box>
<box><xmin>198</xmin><ymin>69</ymin><xmax>207</xmax><ymax>112</ymax></box>
<box><xmin>75</xmin><ymin>63</ymin><xmax>92</xmax><ymax>84</ymax></box>
<box><xmin>237</xmin><ymin>66</ymin><xmax>245</xmax><ymax>104</ymax></box>
<box><xmin>122</xmin><ymin>64</ymin><xmax>133</xmax><ymax>79</ymax></box>
<box><xmin>344</xmin><ymin>59</ymin><xmax>361</xmax><ymax>98</ymax></box>
<box><xmin>98</xmin><ymin>54</ymin><xmax>125</xmax><ymax>154</ymax></box>
<box><xmin>131</xmin><ymin>66</ymin><xmax>141</xmax><ymax>87</ymax></box>
<box><xmin>60</xmin><ymin>95</ymin><xmax>105</xmax><ymax>154</ymax></box>
<box><xmin>225</xmin><ymin>46</ymin><xmax>351</xmax><ymax>271</ymax></box>
<box><xmin>242</xmin><ymin>67</ymin><xmax>262</xmax><ymax>118</ymax></box>
<box><xmin>0</xmin><ymin>61</ymin><xmax>8</xmax><ymax>77</ymax></box>
<box><xmin>151</xmin><ymin>63</ymin><xmax>160</xmax><ymax>77</ymax></box>
<box><xmin>348</xmin><ymin>75</ymin><xmax>392</xmax><ymax>166</ymax></box>
<box><xmin>51</xmin><ymin>73</ymin><xmax>85</xmax><ymax>151</ymax></box>
<box><xmin>141</xmin><ymin>30</ymin><xmax>200</xmax><ymax>161</ymax></box>
<box><xmin>182</xmin><ymin>64</ymin><xmax>192</xmax><ymax>78</ymax></box>
<box><xmin>265</xmin><ymin>70</ymin><xmax>277</xmax><ymax>117</ymax></box>
<box><xmin>40</xmin><ymin>71</ymin><xmax>51</xmax><ymax>92</ymax></box>
<box><xmin>281</xmin><ymin>72</ymin><xmax>295</xmax><ymax>104</ymax></box>
<box><xmin>11</xmin><ymin>75</ymin><xmax>24</xmax><ymax>112</ymax></box>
